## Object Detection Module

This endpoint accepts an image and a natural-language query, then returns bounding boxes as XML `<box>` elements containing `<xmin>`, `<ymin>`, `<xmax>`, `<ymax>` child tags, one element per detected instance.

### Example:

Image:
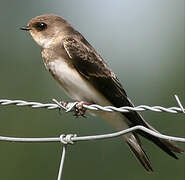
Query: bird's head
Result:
<box><xmin>20</xmin><ymin>14</ymin><xmax>70</xmax><ymax>48</ymax></box>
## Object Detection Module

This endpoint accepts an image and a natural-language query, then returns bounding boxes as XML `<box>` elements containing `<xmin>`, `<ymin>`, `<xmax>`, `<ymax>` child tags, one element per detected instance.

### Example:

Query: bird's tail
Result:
<box><xmin>125</xmin><ymin>133</ymin><xmax>153</xmax><ymax>172</ymax></box>
<box><xmin>133</xmin><ymin>112</ymin><xmax>184</xmax><ymax>159</ymax></box>
<box><xmin>124</xmin><ymin>98</ymin><xmax>184</xmax><ymax>160</ymax></box>
<box><xmin>137</xmin><ymin>126</ymin><xmax>184</xmax><ymax>159</ymax></box>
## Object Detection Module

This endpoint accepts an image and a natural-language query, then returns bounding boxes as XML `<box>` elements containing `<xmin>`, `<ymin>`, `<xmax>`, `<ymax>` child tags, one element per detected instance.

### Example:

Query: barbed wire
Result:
<box><xmin>0</xmin><ymin>95</ymin><xmax>184</xmax><ymax>180</ymax></box>
<box><xmin>0</xmin><ymin>95</ymin><xmax>184</xmax><ymax>113</ymax></box>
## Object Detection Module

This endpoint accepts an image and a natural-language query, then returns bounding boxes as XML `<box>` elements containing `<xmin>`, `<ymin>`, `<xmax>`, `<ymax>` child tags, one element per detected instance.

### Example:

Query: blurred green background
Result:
<box><xmin>0</xmin><ymin>0</ymin><xmax>184</xmax><ymax>179</ymax></box>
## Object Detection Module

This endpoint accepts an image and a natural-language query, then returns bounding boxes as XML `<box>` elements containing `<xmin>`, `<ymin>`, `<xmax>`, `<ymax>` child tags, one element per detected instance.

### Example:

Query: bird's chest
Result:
<box><xmin>46</xmin><ymin>59</ymin><xmax>100</xmax><ymax>102</ymax></box>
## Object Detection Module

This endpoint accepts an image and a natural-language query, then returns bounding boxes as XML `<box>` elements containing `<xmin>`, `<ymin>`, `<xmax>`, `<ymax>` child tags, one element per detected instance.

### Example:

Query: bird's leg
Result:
<box><xmin>74</xmin><ymin>101</ymin><xmax>92</xmax><ymax>118</ymax></box>
<box><xmin>58</xmin><ymin>100</ymin><xmax>92</xmax><ymax>118</ymax></box>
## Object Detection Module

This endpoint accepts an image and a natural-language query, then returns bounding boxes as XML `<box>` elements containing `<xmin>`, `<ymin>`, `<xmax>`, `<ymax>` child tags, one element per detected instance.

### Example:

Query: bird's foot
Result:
<box><xmin>54</xmin><ymin>99</ymin><xmax>91</xmax><ymax>118</ymax></box>
<box><xmin>74</xmin><ymin>101</ymin><xmax>92</xmax><ymax>118</ymax></box>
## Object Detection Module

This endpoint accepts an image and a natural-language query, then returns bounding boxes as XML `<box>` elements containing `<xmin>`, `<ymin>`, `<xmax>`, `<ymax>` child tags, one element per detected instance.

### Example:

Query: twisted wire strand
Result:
<box><xmin>0</xmin><ymin>95</ymin><xmax>184</xmax><ymax>113</ymax></box>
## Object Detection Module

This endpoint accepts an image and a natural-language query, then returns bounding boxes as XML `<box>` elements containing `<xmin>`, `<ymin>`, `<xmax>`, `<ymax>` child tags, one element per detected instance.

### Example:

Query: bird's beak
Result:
<box><xmin>20</xmin><ymin>26</ymin><xmax>31</xmax><ymax>31</ymax></box>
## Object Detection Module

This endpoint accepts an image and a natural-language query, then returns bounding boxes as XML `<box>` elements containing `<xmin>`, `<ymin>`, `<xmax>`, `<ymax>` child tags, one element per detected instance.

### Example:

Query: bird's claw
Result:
<box><xmin>74</xmin><ymin>101</ymin><xmax>91</xmax><ymax>118</ymax></box>
<box><xmin>54</xmin><ymin>99</ymin><xmax>91</xmax><ymax>118</ymax></box>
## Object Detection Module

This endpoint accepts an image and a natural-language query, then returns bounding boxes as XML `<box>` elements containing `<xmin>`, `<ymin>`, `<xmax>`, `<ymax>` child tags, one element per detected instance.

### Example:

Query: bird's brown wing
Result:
<box><xmin>63</xmin><ymin>36</ymin><xmax>128</xmax><ymax>107</ymax></box>
<box><xmin>63</xmin><ymin>36</ymin><xmax>183</xmax><ymax>158</ymax></box>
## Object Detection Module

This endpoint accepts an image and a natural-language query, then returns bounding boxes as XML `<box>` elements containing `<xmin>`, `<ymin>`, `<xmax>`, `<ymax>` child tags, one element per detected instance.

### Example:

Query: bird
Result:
<box><xmin>20</xmin><ymin>14</ymin><xmax>183</xmax><ymax>172</ymax></box>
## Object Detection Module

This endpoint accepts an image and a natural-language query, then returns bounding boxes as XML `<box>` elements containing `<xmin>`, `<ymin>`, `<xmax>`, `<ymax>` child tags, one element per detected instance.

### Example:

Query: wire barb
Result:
<box><xmin>174</xmin><ymin>94</ymin><xmax>185</xmax><ymax>113</ymax></box>
<box><xmin>52</xmin><ymin>99</ymin><xmax>67</xmax><ymax>111</ymax></box>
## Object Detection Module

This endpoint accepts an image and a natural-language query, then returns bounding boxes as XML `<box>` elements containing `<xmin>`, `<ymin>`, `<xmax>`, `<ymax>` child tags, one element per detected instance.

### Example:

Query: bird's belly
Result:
<box><xmin>47</xmin><ymin>59</ymin><xmax>130</xmax><ymax>131</ymax></box>
<box><xmin>47</xmin><ymin>59</ymin><xmax>109</xmax><ymax>104</ymax></box>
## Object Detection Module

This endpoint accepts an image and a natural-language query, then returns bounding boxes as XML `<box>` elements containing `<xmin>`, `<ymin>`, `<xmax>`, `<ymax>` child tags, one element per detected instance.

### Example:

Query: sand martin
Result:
<box><xmin>20</xmin><ymin>14</ymin><xmax>183</xmax><ymax>171</ymax></box>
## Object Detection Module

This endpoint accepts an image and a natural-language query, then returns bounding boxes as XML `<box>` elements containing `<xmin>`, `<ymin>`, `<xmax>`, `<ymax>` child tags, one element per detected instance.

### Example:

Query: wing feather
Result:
<box><xmin>62</xmin><ymin>36</ymin><xmax>183</xmax><ymax>157</ymax></box>
<box><xmin>63</xmin><ymin>37</ymin><xmax>128</xmax><ymax>103</ymax></box>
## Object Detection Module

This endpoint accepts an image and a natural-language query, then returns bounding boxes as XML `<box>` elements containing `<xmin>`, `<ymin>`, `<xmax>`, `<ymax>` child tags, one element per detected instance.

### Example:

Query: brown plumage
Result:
<box><xmin>20</xmin><ymin>14</ymin><xmax>183</xmax><ymax>172</ymax></box>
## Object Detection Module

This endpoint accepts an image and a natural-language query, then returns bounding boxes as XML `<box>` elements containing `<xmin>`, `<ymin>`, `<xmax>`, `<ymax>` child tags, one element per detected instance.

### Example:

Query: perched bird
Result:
<box><xmin>20</xmin><ymin>14</ymin><xmax>183</xmax><ymax>171</ymax></box>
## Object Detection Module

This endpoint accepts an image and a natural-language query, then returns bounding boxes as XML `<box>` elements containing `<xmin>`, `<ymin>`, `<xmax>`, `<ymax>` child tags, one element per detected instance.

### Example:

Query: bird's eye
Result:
<box><xmin>35</xmin><ymin>22</ymin><xmax>47</xmax><ymax>31</ymax></box>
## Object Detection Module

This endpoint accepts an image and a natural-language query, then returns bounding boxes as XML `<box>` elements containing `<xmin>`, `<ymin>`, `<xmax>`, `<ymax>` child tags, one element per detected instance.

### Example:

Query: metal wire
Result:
<box><xmin>0</xmin><ymin>126</ymin><xmax>185</xmax><ymax>143</ymax></box>
<box><xmin>0</xmin><ymin>94</ymin><xmax>184</xmax><ymax>113</ymax></box>
<box><xmin>58</xmin><ymin>145</ymin><xmax>67</xmax><ymax>180</ymax></box>
<box><xmin>0</xmin><ymin>126</ymin><xmax>185</xmax><ymax>180</ymax></box>
<box><xmin>0</xmin><ymin>95</ymin><xmax>184</xmax><ymax>180</ymax></box>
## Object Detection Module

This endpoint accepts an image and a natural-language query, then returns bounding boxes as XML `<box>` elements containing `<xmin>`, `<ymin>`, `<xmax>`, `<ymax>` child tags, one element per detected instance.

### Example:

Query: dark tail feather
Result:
<box><xmin>161</xmin><ymin>139</ymin><xmax>184</xmax><ymax>154</ymax></box>
<box><xmin>125</xmin><ymin>134</ymin><xmax>153</xmax><ymax>172</ymax></box>
<box><xmin>122</xmin><ymin>98</ymin><xmax>184</xmax><ymax>158</ymax></box>
<box><xmin>138</xmin><ymin>130</ymin><xmax>184</xmax><ymax>159</ymax></box>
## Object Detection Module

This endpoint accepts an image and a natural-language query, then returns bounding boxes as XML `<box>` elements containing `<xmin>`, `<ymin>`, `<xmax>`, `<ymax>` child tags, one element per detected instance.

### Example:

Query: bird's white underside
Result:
<box><xmin>47</xmin><ymin>59</ymin><xmax>130</xmax><ymax>132</ymax></box>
